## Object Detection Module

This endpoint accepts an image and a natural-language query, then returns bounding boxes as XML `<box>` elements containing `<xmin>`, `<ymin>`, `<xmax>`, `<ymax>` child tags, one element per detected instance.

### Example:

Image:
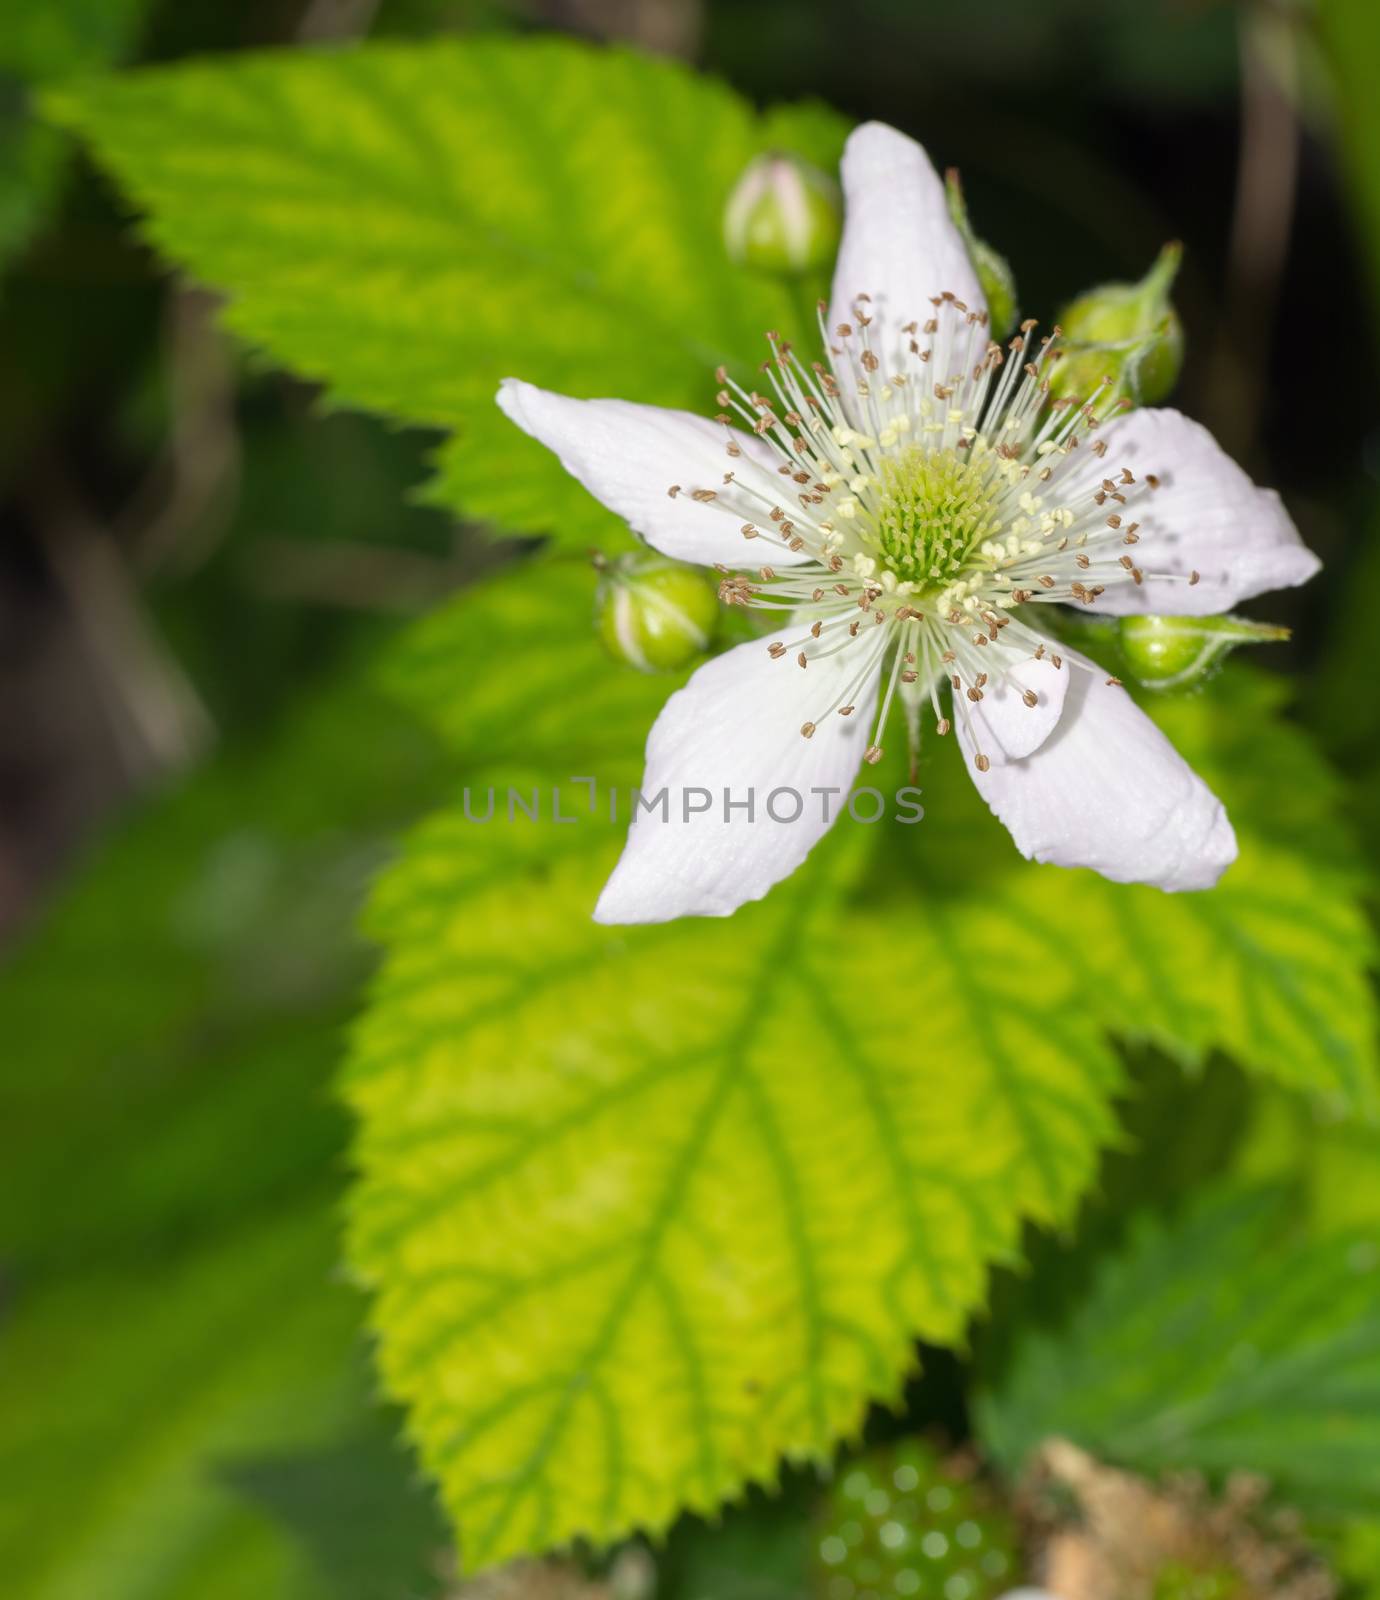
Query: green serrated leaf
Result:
<box><xmin>344</xmin><ymin>801</ymin><xmax>1121</xmax><ymax>1569</ymax></box>
<box><xmin>974</xmin><ymin>1183</ymin><xmax>1380</xmax><ymax>1520</ymax></box>
<box><xmin>872</xmin><ymin>669</ymin><xmax>1379</xmax><ymax>1115</ymax></box>
<box><xmin>343</xmin><ymin>566</ymin><xmax>1130</xmax><ymax>1568</ymax></box>
<box><xmin>377</xmin><ymin>555</ymin><xmax>675</xmax><ymax>771</ymax></box>
<box><xmin>45</xmin><ymin>39</ymin><xmax>847</xmax><ymax>549</ymax></box>
<box><xmin>1074</xmin><ymin>680</ymin><xmax>1377</xmax><ymax>1110</ymax></box>
<box><xmin>344</xmin><ymin>558</ymin><xmax>1376</xmax><ymax>1572</ymax></box>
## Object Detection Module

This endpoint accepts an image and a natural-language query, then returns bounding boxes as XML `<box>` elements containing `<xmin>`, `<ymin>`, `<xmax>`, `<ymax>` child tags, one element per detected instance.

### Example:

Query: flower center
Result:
<box><xmin>869</xmin><ymin>445</ymin><xmax>1002</xmax><ymax>590</ymax></box>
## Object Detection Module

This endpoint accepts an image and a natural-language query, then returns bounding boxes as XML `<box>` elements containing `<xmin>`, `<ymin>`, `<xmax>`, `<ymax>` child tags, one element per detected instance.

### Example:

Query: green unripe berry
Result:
<box><xmin>945</xmin><ymin>170</ymin><xmax>1019</xmax><ymax>339</ymax></box>
<box><xmin>813</xmin><ymin>1439</ymin><xmax>1021</xmax><ymax>1600</ymax></box>
<box><xmin>1117</xmin><ymin>613</ymin><xmax>1290</xmax><ymax>691</ymax></box>
<box><xmin>595</xmin><ymin>556</ymin><xmax>720</xmax><ymax>673</ymax></box>
<box><xmin>1051</xmin><ymin>243</ymin><xmax>1185</xmax><ymax>407</ymax></box>
<box><xmin>724</xmin><ymin>153</ymin><xmax>842</xmax><ymax>276</ymax></box>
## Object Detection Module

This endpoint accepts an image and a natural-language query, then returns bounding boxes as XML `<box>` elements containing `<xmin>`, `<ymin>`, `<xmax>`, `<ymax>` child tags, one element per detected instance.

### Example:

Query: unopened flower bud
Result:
<box><xmin>723</xmin><ymin>153</ymin><xmax>841</xmax><ymax>276</ymax></box>
<box><xmin>945</xmin><ymin>169</ymin><xmax>1019</xmax><ymax>338</ymax></box>
<box><xmin>1118</xmin><ymin>612</ymin><xmax>1289</xmax><ymax>690</ymax></box>
<box><xmin>1051</xmin><ymin>243</ymin><xmax>1185</xmax><ymax>407</ymax></box>
<box><xmin>595</xmin><ymin>555</ymin><xmax>719</xmax><ymax>673</ymax></box>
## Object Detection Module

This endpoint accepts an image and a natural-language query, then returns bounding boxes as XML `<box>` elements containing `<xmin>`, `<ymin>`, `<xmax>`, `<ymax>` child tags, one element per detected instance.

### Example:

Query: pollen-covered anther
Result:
<box><xmin>801</xmin><ymin>721</ymin><xmax>816</xmax><ymax>738</ymax></box>
<box><xmin>864</xmin><ymin>745</ymin><xmax>884</xmax><ymax>764</ymax></box>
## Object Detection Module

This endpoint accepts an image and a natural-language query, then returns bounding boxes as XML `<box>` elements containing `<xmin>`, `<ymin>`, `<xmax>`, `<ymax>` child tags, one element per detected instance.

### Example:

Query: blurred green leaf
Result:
<box><xmin>656</xmin><ymin>1478</ymin><xmax>817</xmax><ymax>1600</ymax></box>
<box><xmin>0</xmin><ymin>1207</ymin><xmax>370</xmax><ymax>1600</ymax></box>
<box><xmin>1320</xmin><ymin>0</ymin><xmax>1380</xmax><ymax>313</ymax></box>
<box><xmin>220</xmin><ymin>1409</ymin><xmax>450</xmax><ymax>1600</ymax></box>
<box><xmin>0</xmin><ymin>0</ymin><xmax>150</xmax><ymax>271</ymax></box>
<box><xmin>0</xmin><ymin>665</ymin><xmax>442</xmax><ymax>1275</ymax></box>
<box><xmin>45</xmin><ymin>39</ymin><xmax>847</xmax><ymax>551</ymax></box>
<box><xmin>0</xmin><ymin>0</ymin><xmax>149</xmax><ymax>79</ymax></box>
<box><xmin>974</xmin><ymin>1183</ymin><xmax>1380</xmax><ymax>1521</ymax></box>
<box><xmin>0</xmin><ymin>662</ymin><xmax>452</xmax><ymax>1599</ymax></box>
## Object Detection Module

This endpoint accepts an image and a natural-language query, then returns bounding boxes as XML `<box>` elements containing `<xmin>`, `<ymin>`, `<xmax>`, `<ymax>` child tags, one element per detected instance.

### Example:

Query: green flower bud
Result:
<box><xmin>945</xmin><ymin>169</ymin><xmax>1019</xmax><ymax>338</ymax></box>
<box><xmin>1051</xmin><ymin>243</ymin><xmax>1185</xmax><ymax>407</ymax></box>
<box><xmin>723</xmin><ymin>153</ymin><xmax>841</xmax><ymax>276</ymax></box>
<box><xmin>595</xmin><ymin>555</ymin><xmax>719</xmax><ymax>673</ymax></box>
<box><xmin>1118</xmin><ymin>613</ymin><xmax>1289</xmax><ymax>691</ymax></box>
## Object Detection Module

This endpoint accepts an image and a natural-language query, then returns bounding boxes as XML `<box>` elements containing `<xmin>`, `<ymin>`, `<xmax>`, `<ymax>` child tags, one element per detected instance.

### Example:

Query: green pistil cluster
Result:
<box><xmin>871</xmin><ymin>447</ymin><xmax>1002</xmax><ymax>589</ymax></box>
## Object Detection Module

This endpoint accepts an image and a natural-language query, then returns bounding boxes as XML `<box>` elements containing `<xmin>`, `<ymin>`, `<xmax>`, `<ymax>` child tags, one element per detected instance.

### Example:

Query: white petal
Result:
<box><xmin>828</xmin><ymin>122</ymin><xmax>985</xmax><ymax>354</ymax></box>
<box><xmin>595</xmin><ymin>636</ymin><xmax>882</xmax><ymax>923</ymax></box>
<box><xmin>497</xmin><ymin>379</ymin><xmax>811</xmax><ymax>568</ymax></box>
<box><xmin>1074</xmin><ymin>408</ymin><xmax>1319</xmax><ymax>614</ymax></box>
<box><xmin>955</xmin><ymin>646</ymin><xmax>1068</xmax><ymax>765</ymax></box>
<box><xmin>956</xmin><ymin>651</ymin><xmax>1237</xmax><ymax>891</ymax></box>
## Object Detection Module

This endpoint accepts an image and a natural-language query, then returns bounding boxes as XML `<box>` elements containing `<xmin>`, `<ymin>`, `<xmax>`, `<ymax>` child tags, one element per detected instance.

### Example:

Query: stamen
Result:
<box><xmin>680</xmin><ymin>296</ymin><xmax>1192</xmax><ymax>761</ymax></box>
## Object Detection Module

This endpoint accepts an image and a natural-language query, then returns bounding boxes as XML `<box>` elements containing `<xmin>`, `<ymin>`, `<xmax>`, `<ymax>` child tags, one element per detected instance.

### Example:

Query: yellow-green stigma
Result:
<box><xmin>872</xmin><ymin>446</ymin><xmax>1002</xmax><ymax>589</ymax></box>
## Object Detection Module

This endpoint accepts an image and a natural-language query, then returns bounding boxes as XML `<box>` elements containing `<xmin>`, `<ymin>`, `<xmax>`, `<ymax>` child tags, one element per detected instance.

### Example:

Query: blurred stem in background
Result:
<box><xmin>1206</xmin><ymin>0</ymin><xmax>1301</xmax><ymax>463</ymax></box>
<box><xmin>538</xmin><ymin>0</ymin><xmax>702</xmax><ymax>56</ymax></box>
